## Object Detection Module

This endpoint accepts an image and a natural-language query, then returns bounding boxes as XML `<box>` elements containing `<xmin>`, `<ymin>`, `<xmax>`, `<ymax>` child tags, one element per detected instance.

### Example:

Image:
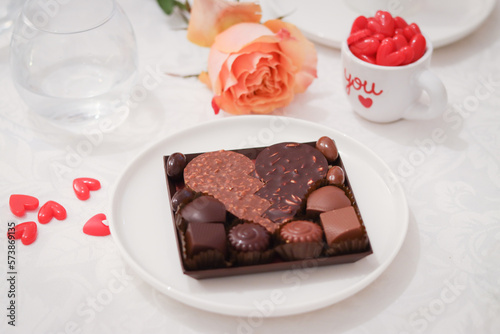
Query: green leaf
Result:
<box><xmin>157</xmin><ymin>0</ymin><xmax>176</xmax><ymax>15</ymax></box>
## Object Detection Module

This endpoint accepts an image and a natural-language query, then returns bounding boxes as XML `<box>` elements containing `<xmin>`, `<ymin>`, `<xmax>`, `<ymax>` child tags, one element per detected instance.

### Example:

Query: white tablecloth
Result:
<box><xmin>1</xmin><ymin>1</ymin><xmax>499</xmax><ymax>333</ymax></box>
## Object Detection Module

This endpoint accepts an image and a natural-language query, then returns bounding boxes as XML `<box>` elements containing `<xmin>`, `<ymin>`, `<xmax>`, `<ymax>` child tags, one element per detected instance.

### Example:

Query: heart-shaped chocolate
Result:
<box><xmin>184</xmin><ymin>150</ymin><xmax>275</xmax><ymax>232</ymax></box>
<box><xmin>254</xmin><ymin>143</ymin><xmax>328</xmax><ymax>225</ymax></box>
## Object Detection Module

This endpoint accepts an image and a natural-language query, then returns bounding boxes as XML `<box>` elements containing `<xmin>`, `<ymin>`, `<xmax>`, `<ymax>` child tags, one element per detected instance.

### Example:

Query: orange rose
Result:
<box><xmin>200</xmin><ymin>20</ymin><xmax>318</xmax><ymax>115</ymax></box>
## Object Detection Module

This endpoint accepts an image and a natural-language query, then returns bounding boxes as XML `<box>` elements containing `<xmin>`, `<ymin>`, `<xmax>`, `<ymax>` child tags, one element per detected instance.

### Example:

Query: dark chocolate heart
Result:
<box><xmin>255</xmin><ymin>143</ymin><xmax>328</xmax><ymax>224</ymax></box>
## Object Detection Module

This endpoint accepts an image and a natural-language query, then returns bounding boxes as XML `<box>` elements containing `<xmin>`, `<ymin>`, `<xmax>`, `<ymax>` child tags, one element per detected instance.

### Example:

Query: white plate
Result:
<box><xmin>109</xmin><ymin>116</ymin><xmax>409</xmax><ymax>317</ymax></box>
<box><xmin>263</xmin><ymin>0</ymin><xmax>495</xmax><ymax>48</ymax></box>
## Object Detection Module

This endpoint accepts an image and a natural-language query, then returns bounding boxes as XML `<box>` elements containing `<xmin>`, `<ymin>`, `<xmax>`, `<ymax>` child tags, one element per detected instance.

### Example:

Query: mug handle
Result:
<box><xmin>403</xmin><ymin>70</ymin><xmax>448</xmax><ymax>120</ymax></box>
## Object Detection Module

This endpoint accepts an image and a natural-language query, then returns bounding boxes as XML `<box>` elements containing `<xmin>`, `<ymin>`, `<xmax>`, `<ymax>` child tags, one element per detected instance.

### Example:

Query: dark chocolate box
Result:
<box><xmin>164</xmin><ymin>140</ymin><xmax>372</xmax><ymax>279</ymax></box>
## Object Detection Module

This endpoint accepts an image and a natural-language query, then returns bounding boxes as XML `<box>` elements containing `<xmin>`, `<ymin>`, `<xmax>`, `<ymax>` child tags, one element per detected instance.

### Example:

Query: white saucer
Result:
<box><xmin>263</xmin><ymin>0</ymin><xmax>495</xmax><ymax>48</ymax></box>
<box><xmin>109</xmin><ymin>116</ymin><xmax>409</xmax><ymax>317</ymax></box>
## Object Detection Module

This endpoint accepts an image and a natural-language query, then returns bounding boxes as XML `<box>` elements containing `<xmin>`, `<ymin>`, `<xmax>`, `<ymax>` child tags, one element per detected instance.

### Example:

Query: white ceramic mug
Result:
<box><xmin>341</xmin><ymin>39</ymin><xmax>447</xmax><ymax>123</ymax></box>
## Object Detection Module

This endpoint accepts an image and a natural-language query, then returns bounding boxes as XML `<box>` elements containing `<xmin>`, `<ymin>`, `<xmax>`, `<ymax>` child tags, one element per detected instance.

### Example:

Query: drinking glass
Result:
<box><xmin>10</xmin><ymin>0</ymin><xmax>138</xmax><ymax>130</ymax></box>
<box><xmin>0</xmin><ymin>0</ymin><xmax>25</xmax><ymax>34</ymax></box>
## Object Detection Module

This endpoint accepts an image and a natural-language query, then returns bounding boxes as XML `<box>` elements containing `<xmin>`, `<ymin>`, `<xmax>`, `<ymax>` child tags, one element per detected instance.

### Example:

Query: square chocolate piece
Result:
<box><xmin>185</xmin><ymin>222</ymin><xmax>226</xmax><ymax>258</ymax></box>
<box><xmin>320</xmin><ymin>206</ymin><xmax>364</xmax><ymax>246</ymax></box>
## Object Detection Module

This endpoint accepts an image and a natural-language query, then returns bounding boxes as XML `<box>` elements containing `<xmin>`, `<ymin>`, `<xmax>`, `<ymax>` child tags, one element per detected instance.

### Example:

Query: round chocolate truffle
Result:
<box><xmin>228</xmin><ymin>223</ymin><xmax>270</xmax><ymax>252</ymax></box>
<box><xmin>316</xmin><ymin>136</ymin><xmax>338</xmax><ymax>162</ymax></box>
<box><xmin>171</xmin><ymin>188</ymin><xmax>195</xmax><ymax>212</ymax></box>
<box><xmin>326</xmin><ymin>166</ymin><xmax>345</xmax><ymax>186</ymax></box>
<box><xmin>280</xmin><ymin>220</ymin><xmax>323</xmax><ymax>243</ymax></box>
<box><xmin>166</xmin><ymin>152</ymin><xmax>187</xmax><ymax>179</ymax></box>
<box><xmin>181</xmin><ymin>196</ymin><xmax>226</xmax><ymax>224</ymax></box>
<box><xmin>306</xmin><ymin>186</ymin><xmax>351</xmax><ymax>215</ymax></box>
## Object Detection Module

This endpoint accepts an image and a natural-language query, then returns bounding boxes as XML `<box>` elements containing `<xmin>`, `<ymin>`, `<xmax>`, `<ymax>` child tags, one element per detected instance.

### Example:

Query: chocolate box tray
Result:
<box><xmin>164</xmin><ymin>141</ymin><xmax>372</xmax><ymax>279</ymax></box>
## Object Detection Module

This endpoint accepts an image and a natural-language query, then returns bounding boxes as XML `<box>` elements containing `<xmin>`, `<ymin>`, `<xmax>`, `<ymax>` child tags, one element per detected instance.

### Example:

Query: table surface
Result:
<box><xmin>1</xmin><ymin>1</ymin><xmax>499</xmax><ymax>333</ymax></box>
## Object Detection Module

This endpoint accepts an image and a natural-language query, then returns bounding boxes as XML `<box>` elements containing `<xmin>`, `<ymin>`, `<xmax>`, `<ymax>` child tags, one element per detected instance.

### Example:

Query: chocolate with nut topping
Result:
<box><xmin>183</xmin><ymin>150</ymin><xmax>276</xmax><ymax>233</ymax></box>
<box><xmin>255</xmin><ymin>143</ymin><xmax>328</xmax><ymax>224</ymax></box>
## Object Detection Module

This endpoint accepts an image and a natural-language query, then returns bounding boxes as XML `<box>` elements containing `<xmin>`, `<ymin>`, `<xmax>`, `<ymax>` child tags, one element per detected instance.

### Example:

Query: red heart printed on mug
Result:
<box><xmin>73</xmin><ymin>177</ymin><xmax>101</xmax><ymax>201</ymax></box>
<box><xmin>38</xmin><ymin>200</ymin><xmax>67</xmax><ymax>224</ymax></box>
<box><xmin>9</xmin><ymin>194</ymin><xmax>39</xmax><ymax>217</ymax></box>
<box><xmin>10</xmin><ymin>221</ymin><xmax>38</xmax><ymax>245</ymax></box>
<box><xmin>358</xmin><ymin>95</ymin><xmax>373</xmax><ymax>108</ymax></box>
<box><xmin>83</xmin><ymin>213</ymin><xmax>110</xmax><ymax>236</ymax></box>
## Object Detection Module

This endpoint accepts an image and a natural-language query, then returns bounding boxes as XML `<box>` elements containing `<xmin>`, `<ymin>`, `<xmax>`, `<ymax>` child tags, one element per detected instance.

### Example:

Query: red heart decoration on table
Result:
<box><xmin>367</xmin><ymin>11</ymin><xmax>395</xmax><ymax>37</ymax></box>
<box><xmin>9</xmin><ymin>194</ymin><xmax>39</xmax><ymax>217</ymax></box>
<box><xmin>10</xmin><ymin>221</ymin><xmax>37</xmax><ymax>245</ymax></box>
<box><xmin>358</xmin><ymin>95</ymin><xmax>373</xmax><ymax>108</ymax></box>
<box><xmin>38</xmin><ymin>200</ymin><xmax>67</xmax><ymax>224</ymax></box>
<box><xmin>83</xmin><ymin>213</ymin><xmax>110</xmax><ymax>236</ymax></box>
<box><xmin>376</xmin><ymin>38</ymin><xmax>406</xmax><ymax>66</ymax></box>
<box><xmin>73</xmin><ymin>178</ymin><xmax>101</xmax><ymax>201</ymax></box>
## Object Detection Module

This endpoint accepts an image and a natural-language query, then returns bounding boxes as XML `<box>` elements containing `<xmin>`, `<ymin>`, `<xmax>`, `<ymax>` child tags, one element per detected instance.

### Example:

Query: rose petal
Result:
<box><xmin>264</xmin><ymin>20</ymin><xmax>317</xmax><ymax>93</ymax></box>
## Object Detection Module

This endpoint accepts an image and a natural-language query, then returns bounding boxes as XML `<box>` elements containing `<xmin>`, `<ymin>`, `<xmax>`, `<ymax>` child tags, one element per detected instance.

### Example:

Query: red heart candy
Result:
<box><xmin>394</xmin><ymin>16</ymin><xmax>408</xmax><ymax>29</ymax></box>
<box><xmin>367</xmin><ymin>11</ymin><xmax>395</xmax><ymax>37</ymax></box>
<box><xmin>376</xmin><ymin>38</ymin><xmax>406</xmax><ymax>66</ymax></box>
<box><xmin>347</xmin><ymin>28</ymin><xmax>372</xmax><ymax>46</ymax></box>
<box><xmin>73</xmin><ymin>178</ymin><xmax>101</xmax><ymax>201</ymax></box>
<box><xmin>410</xmin><ymin>33</ymin><xmax>426</xmax><ymax>63</ymax></box>
<box><xmin>9</xmin><ymin>221</ymin><xmax>37</xmax><ymax>245</ymax></box>
<box><xmin>358</xmin><ymin>95</ymin><xmax>373</xmax><ymax>108</ymax></box>
<box><xmin>350</xmin><ymin>37</ymin><xmax>380</xmax><ymax>57</ymax></box>
<box><xmin>38</xmin><ymin>200</ymin><xmax>67</xmax><ymax>224</ymax></box>
<box><xmin>403</xmin><ymin>23</ymin><xmax>421</xmax><ymax>41</ymax></box>
<box><xmin>356</xmin><ymin>54</ymin><xmax>376</xmax><ymax>64</ymax></box>
<box><xmin>371</xmin><ymin>33</ymin><xmax>386</xmax><ymax>41</ymax></box>
<box><xmin>83</xmin><ymin>213</ymin><xmax>110</xmax><ymax>236</ymax></box>
<box><xmin>350</xmin><ymin>15</ymin><xmax>368</xmax><ymax>34</ymax></box>
<box><xmin>9</xmin><ymin>194</ymin><xmax>39</xmax><ymax>217</ymax></box>
<box><xmin>393</xmin><ymin>34</ymin><xmax>408</xmax><ymax>51</ymax></box>
<box><xmin>400</xmin><ymin>46</ymin><xmax>415</xmax><ymax>65</ymax></box>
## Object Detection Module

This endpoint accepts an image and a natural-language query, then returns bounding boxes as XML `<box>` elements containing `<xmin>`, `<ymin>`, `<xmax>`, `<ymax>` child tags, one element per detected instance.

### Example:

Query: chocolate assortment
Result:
<box><xmin>164</xmin><ymin>137</ymin><xmax>372</xmax><ymax>279</ymax></box>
